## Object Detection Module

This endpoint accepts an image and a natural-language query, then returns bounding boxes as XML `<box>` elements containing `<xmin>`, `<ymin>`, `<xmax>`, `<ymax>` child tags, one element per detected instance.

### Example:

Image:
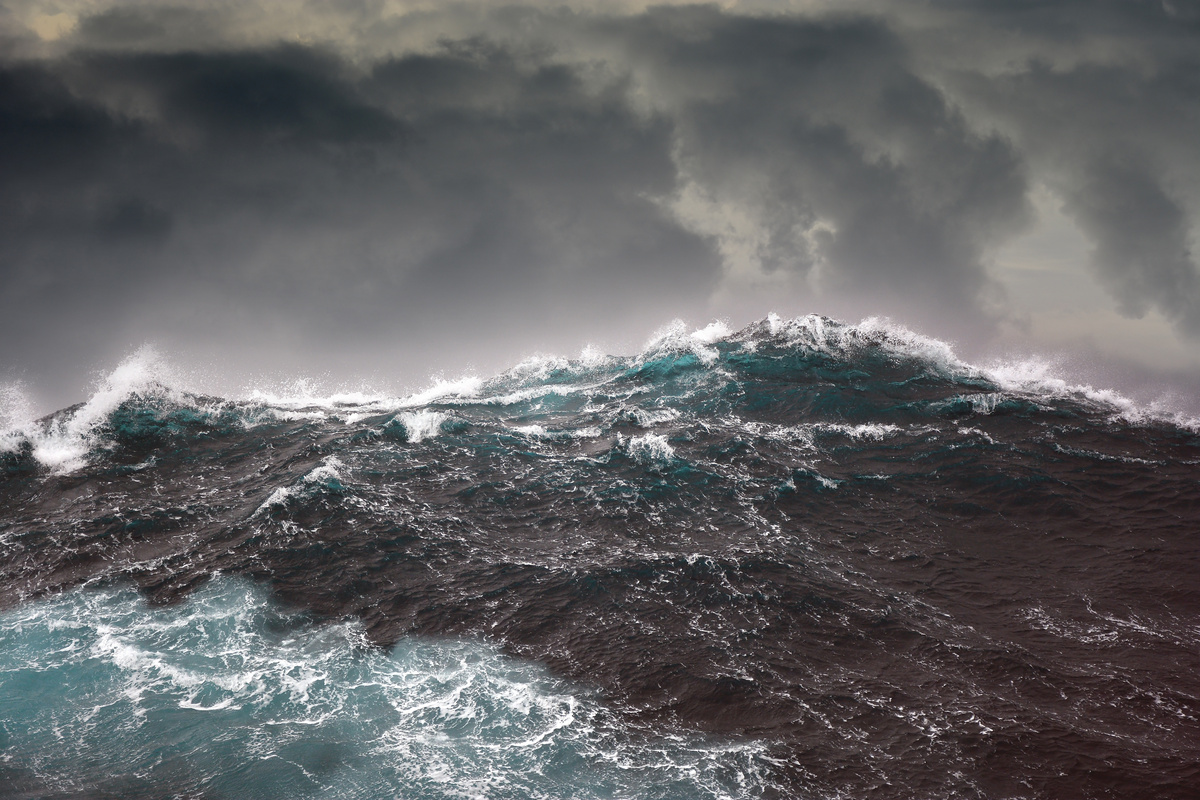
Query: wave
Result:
<box><xmin>2</xmin><ymin>313</ymin><xmax>1199</xmax><ymax>798</ymax></box>
<box><xmin>2</xmin><ymin>314</ymin><xmax>1193</xmax><ymax>476</ymax></box>
<box><xmin>1</xmin><ymin>346</ymin><xmax>187</xmax><ymax>473</ymax></box>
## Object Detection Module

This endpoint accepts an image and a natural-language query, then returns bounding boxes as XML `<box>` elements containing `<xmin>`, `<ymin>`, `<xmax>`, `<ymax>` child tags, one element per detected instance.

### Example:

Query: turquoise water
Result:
<box><xmin>0</xmin><ymin>578</ymin><xmax>772</xmax><ymax>799</ymax></box>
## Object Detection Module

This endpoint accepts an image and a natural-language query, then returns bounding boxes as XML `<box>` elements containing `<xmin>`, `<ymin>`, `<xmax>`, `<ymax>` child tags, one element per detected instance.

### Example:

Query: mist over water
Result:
<box><xmin>2</xmin><ymin>314</ymin><xmax>1199</xmax><ymax>799</ymax></box>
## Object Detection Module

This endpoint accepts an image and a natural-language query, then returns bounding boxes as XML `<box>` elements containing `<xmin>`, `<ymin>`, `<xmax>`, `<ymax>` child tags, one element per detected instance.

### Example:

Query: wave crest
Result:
<box><xmin>5</xmin><ymin>314</ymin><xmax>1196</xmax><ymax>476</ymax></box>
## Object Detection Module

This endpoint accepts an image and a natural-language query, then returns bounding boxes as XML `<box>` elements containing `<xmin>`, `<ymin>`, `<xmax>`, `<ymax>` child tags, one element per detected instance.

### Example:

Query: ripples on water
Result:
<box><xmin>2</xmin><ymin>314</ymin><xmax>1199</xmax><ymax>799</ymax></box>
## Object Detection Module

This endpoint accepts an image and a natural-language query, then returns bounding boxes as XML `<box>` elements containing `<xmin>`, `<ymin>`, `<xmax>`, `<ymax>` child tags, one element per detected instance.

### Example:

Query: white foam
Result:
<box><xmin>765</xmin><ymin>314</ymin><xmax>1198</xmax><ymax>429</ymax></box>
<box><xmin>399</xmin><ymin>376</ymin><xmax>482</xmax><ymax>408</ymax></box>
<box><xmin>516</xmin><ymin>424</ymin><xmax>603</xmax><ymax>441</ymax></box>
<box><xmin>815</xmin><ymin>422</ymin><xmax>902</xmax><ymax>440</ymax></box>
<box><xmin>952</xmin><ymin>392</ymin><xmax>1006</xmax><ymax>415</ymax></box>
<box><xmin>0</xmin><ymin>382</ymin><xmax>36</xmax><ymax>456</ymax></box>
<box><xmin>854</xmin><ymin>316</ymin><xmax>964</xmax><ymax>372</ymax></box>
<box><xmin>766</xmin><ymin>311</ymin><xmax>784</xmax><ymax>336</ymax></box>
<box><xmin>263</xmin><ymin>408</ymin><xmax>330</xmax><ymax>423</ymax></box>
<box><xmin>0</xmin><ymin>381</ymin><xmax>34</xmax><ymax>431</ymax></box>
<box><xmin>754</xmin><ymin>420</ymin><xmax>901</xmax><ymax>447</ymax></box>
<box><xmin>0</xmin><ymin>579</ymin><xmax>775</xmax><ymax>798</ymax></box>
<box><xmin>241</xmin><ymin>374</ymin><xmax>483</xmax><ymax>424</ymax></box>
<box><xmin>630</xmin><ymin>407</ymin><xmax>681</xmax><ymax>427</ymax></box>
<box><xmin>628</xmin><ymin>433</ymin><xmax>675</xmax><ymax>464</ymax></box>
<box><xmin>984</xmin><ymin>358</ymin><xmax>1199</xmax><ymax>429</ymax></box>
<box><xmin>514</xmin><ymin>423</ymin><xmax>549</xmax><ymax>438</ymax></box>
<box><xmin>579</xmin><ymin>344</ymin><xmax>608</xmax><ymax>368</ymax></box>
<box><xmin>241</xmin><ymin>375</ymin><xmax>480</xmax><ymax>426</ymax></box>
<box><xmin>690</xmin><ymin>319</ymin><xmax>734</xmax><ymax>345</ymax></box>
<box><xmin>15</xmin><ymin>346</ymin><xmax>179</xmax><ymax>474</ymax></box>
<box><xmin>396</xmin><ymin>410</ymin><xmax>448</xmax><ymax>443</ymax></box>
<box><xmin>245</xmin><ymin>378</ymin><xmax>392</xmax><ymax>410</ymax></box>
<box><xmin>766</xmin><ymin>314</ymin><xmax>969</xmax><ymax>377</ymax></box>
<box><xmin>474</xmin><ymin>384</ymin><xmax>572</xmax><ymax>407</ymax></box>
<box><xmin>813</xmin><ymin>473</ymin><xmax>840</xmax><ymax>490</ymax></box>
<box><xmin>508</xmin><ymin>354</ymin><xmax>572</xmax><ymax>381</ymax></box>
<box><xmin>644</xmin><ymin>319</ymin><xmax>692</xmax><ymax>354</ymax></box>
<box><xmin>957</xmin><ymin>426</ymin><xmax>998</xmax><ymax>444</ymax></box>
<box><xmin>255</xmin><ymin>456</ymin><xmax>346</xmax><ymax>516</ymax></box>
<box><xmin>642</xmin><ymin>319</ymin><xmax>733</xmax><ymax>367</ymax></box>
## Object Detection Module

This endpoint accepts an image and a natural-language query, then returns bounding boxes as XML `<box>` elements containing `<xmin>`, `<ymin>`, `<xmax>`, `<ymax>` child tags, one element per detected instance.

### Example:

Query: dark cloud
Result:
<box><xmin>602</xmin><ymin>8</ymin><xmax>1031</xmax><ymax>331</ymax></box>
<box><xmin>0</xmin><ymin>39</ymin><xmax>717</xmax><ymax>406</ymax></box>
<box><xmin>952</xmin><ymin>47</ymin><xmax>1200</xmax><ymax>336</ymax></box>
<box><xmin>76</xmin><ymin>5</ymin><xmax>223</xmax><ymax>49</ymax></box>
<box><xmin>1064</xmin><ymin>158</ymin><xmax>1200</xmax><ymax>333</ymax></box>
<box><xmin>2</xmin><ymin>1</ymin><xmax>1199</xmax><ymax>409</ymax></box>
<box><xmin>122</xmin><ymin>49</ymin><xmax>402</xmax><ymax>144</ymax></box>
<box><xmin>95</xmin><ymin>197</ymin><xmax>173</xmax><ymax>242</ymax></box>
<box><xmin>926</xmin><ymin>0</ymin><xmax>1200</xmax><ymax>44</ymax></box>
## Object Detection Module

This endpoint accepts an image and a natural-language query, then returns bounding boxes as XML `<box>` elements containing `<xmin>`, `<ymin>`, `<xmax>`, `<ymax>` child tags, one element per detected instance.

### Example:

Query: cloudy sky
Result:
<box><xmin>3</xmin><ymin>0</ymin><xmax>1199</xmax><ymax>412</ymax></box>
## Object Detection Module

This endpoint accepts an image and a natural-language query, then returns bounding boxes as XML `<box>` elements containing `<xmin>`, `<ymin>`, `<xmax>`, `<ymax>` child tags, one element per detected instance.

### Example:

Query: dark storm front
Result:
<box><xmin>2</xmin><ymin>315</ymin><xmax>1199</xmax><ymax>799</ymax></box>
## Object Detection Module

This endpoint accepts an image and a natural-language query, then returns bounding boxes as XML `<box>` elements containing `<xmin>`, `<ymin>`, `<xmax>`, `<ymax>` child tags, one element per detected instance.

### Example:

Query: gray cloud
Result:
<box><xmin>2</xmin><ymin>1</ymin><xmax>1200</xmax><ymax>409</ymax></box>
<box><xmin>0</xmin><ymin>37</ymin><xmax>717</xmax><ymax>405</ymax></box>
<box><xmin>949</xmin><ymin>43</ymin><xmax>1200</xmax><ymax>335</ymax></box>
<box><xmin>615</xmin><ymin>8</ymin><xmax>1030</xmax><ymax>327</ymax></box>
<box><xmin>1065</xmin><ymin>157</ymin><xmax>1200</xmax><ymax>333</ymax></box>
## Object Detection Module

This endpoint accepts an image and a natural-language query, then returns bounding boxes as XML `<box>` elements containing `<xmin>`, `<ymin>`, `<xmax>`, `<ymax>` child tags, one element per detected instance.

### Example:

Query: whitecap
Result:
<box><xmin>641</xmin><ymin>319</ymin><xmax>733</xmax><ymax>367</ymax></box>
<box><xmin>396</xmin><ymin>410</ymin><xmax>448</xmax><ymax>443</ymax></box>
<box><xmin>519</xmin><ymin>424</ymin><xmax>603</xmax><ymax>440</ymax></box>
<box><xmin>628</xmin><ymin>433</ymin><xmax>675</xmax><ymax>464</ymax></box>
<box><xmin>630</xmin><ymin>407</ymin><xmax>681</xmax><ymax>427</ymax></box>
<box><xmin>13</xmin><ymin>346</ymin><xmax>181</xmax><ymax>474</ymax></box>
<box><xmin>255</xmin><ymin>457</ymin><xmax>347</xmax><ymax>516</ymax></box>
<box><xmin>399</xmin><ymin>376</ymin><xmax>482</xmax><ymax>408</ymax></box>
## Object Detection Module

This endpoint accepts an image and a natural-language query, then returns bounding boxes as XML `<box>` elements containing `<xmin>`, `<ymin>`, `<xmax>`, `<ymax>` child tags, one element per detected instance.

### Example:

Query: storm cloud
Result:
<box><xmin>2</xmin><ymin>1</ymin><xmax>1199</xmax><ymax>409</ymax></box>
<box><xmin>0</xmin><ymin>37</ymin><xmax>716</xmax><ymax>399</ymax></box>
<box><xmin>954</xmin><ymin>48</ymin><xmax>1200</xmax><ymax>335</ymax></box>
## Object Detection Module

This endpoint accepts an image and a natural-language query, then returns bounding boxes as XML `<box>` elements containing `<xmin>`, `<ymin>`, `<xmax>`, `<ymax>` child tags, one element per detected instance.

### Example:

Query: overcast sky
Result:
<box><xmin>3</xmin><ymin>0</ymin><xmax>1199</xmax><ymax>412</ymax></box>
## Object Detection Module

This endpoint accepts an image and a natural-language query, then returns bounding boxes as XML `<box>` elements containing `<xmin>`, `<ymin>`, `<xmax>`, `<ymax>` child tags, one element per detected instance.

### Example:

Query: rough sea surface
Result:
<box><xmin>2</xmin><ymin>314</ymin><xmax>1198</xmax><ymax>799</ymax></box>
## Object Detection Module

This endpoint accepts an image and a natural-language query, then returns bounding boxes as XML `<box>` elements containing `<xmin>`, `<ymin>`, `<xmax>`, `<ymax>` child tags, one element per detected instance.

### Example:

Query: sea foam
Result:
<box><xmin>0</xmin><ymin>578</ymin><xmax>773</xmax><ymax>800</ymax></box>
<box><xmin>6</xmin><ymin>346</ymin><xmax>179</xmax><ymax>473</ymax></box>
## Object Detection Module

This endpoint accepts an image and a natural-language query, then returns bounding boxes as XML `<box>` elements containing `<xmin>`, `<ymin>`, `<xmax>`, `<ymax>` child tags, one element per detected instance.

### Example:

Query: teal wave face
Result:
<box><xmin>0</xmin><ymin>578</ymin><xmax>772</xmax><ymax>800</ymax></box>
<box><xmin>3</xmin><ymin>314</ymin><xmax>1193</xmax><ymax>477</ymax></box>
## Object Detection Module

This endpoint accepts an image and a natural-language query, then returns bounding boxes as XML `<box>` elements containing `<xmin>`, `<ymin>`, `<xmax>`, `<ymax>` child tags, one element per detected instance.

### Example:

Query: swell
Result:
<box><xmin>2</xmin><ymin>315</ymin><xmax>1199</xmax><ymax>799</ymax></box>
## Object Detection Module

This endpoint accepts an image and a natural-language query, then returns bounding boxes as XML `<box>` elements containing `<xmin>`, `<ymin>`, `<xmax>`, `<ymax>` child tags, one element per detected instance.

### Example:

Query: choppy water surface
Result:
<box><xmin>2</xmin><ymin>315</ymin><xmax>1199</xmax><ymax>799</ymax></box>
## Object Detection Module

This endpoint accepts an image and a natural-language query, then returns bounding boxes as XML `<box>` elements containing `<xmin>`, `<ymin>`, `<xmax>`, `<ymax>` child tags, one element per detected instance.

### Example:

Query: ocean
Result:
<box><xmin>2</xmin><ymin>314</ymin><xmax>1198</xmax><ymax>799</ymax></box>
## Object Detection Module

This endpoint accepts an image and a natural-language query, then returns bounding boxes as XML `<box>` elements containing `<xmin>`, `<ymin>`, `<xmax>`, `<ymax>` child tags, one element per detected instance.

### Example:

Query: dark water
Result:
<box><xmin>2</xmin><ymin>315</ymin><xmax>1199</xmax><ymax>799</ymax></box>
